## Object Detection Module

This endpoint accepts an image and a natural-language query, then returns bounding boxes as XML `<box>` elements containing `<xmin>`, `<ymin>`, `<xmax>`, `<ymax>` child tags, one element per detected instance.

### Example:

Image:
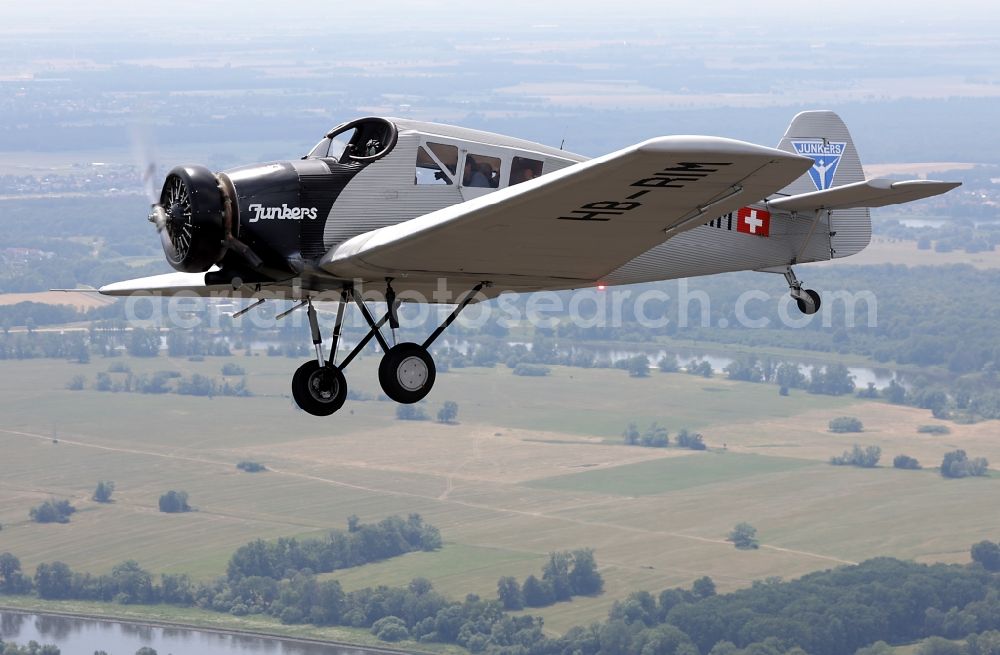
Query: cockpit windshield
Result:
<box><xmin>306</xmin><ymin>117</ymin><xmax>397</xmax><ymax>163</ymax></box>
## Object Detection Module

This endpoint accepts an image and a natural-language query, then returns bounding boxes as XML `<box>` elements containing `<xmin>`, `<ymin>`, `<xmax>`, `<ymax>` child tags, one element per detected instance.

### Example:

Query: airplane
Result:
<box><xmin>97</xmin><ymin>110</ymin><xmax>961</xmax><ymax>416</ymax></box>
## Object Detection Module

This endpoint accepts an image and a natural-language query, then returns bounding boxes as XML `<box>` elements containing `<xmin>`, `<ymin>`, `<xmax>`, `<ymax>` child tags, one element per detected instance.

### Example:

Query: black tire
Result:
<box><xmin>291</xmin><ymin>360</ymin><xmax>347</xmax><ymax>416</ymax></box>
<box><xmin>796</xmin><ymin>289</ymin><xmax>822</xmax><ymax>315</ymax></box>
<box><xmin>378</xmin><ymin>342</ymin><xmax>436</xmax><ymax>404</ymax></box>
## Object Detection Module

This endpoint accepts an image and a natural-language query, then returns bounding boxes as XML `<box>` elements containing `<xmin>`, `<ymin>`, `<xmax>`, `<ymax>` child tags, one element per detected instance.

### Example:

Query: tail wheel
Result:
<box><xmin>378</xmin><ymin>343</ymin><xmax>436</xmax><ymax>404</ymax></box>
<box><xmin>292</xmin><ymin>361</ymin><xmax>347</xmax><ymax>416</ymax></box>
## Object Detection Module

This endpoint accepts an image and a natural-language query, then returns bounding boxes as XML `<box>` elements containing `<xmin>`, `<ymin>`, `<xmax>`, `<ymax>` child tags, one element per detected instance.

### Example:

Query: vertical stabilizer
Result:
<box><xmin>775</xmin><ymin>110</ymin><xmax>871</xmax><ymax>258</ymax></box>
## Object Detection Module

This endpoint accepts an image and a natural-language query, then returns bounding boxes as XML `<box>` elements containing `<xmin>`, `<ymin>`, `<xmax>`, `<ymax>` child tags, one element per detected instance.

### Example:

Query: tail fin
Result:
<box><xmin>775</xmin><ymin>110</ymin><xmax>870</xmax><ymax>258</ymax></box>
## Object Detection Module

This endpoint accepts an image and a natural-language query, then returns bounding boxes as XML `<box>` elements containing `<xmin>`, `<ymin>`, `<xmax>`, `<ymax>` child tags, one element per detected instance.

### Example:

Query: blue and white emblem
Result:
<box><xmin>790</xmin><ymin>139</ymin><xmax>847</xmax><ymax>190</ymax></box>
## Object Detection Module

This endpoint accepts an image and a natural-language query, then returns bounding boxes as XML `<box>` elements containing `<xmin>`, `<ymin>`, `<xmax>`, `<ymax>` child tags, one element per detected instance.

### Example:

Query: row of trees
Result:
<box><xmin>437</xmin><ymin>337</ymin><xmax>848</xmax><ymax>401</ymax></box>
<box><xmin>395</xmin><ymin>401</ymin><xmax>459</xmax><ymax>423</ymax></box>
<box><xmin>226</xmin><ymin>514</ymin><xmax>441</xmax><ymax>582</ymax></box>
<box><xmin>496</xmin><ymin>550</ymin><xmax>604</xmax><ymax>610</ymax></box>
<box><xmin>72</xmin><ymin>369</ymin><xmax>251</xmax><ymax>397</ymax></box>
<box><xmin>2</xmin><ymin>324</ymin><xmax>233</xmax><ymax>360</ymax></box>
<box><xmin>622</xmin><ymin>423</ymin><xmax>706</xmax><ymax>450</ymax></box>
<box><xmin>723</xmin><ymin>356</ymin><xmax>856</xmax><ymax>397</ymax></box>
<box><xmin>828</xmin><ymin>447</ymin><xmax>991</xmax><ymax>476</ymax></box>
<box><xmin>830</xmin><ymin>444</ymin><xmax>882</xmax><ymax>468</ymax></box>
<box><xmin>870</xmin><ymin>376</ymin><xmax>1000</xmax><ymax>423</ymax></box>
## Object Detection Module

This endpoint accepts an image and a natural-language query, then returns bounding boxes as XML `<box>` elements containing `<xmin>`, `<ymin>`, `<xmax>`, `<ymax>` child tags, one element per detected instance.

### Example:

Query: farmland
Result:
<box><xmin>1</xmin><ymin>353</ymin><xmax>998</xmax><ymax>634</ymax></box>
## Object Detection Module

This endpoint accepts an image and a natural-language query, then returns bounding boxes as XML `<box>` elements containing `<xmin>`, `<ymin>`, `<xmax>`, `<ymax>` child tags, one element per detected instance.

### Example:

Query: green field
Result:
<box><xmin>1</xmin><ymin>352</ymin><xmax>999</xmax><ymax>635</ymax></box>
<box><xmin>526</xmin><ymin>452</ymin><xmax>820</xmax><ymax>496</ymax></box>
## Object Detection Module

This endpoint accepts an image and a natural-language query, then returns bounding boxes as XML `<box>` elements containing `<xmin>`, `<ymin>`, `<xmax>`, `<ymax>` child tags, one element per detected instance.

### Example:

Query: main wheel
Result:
<box><xmin>292</xmin><ymin>360</ymin><xmax>347</xmax><ymax>416</ymax></box>
<box><xmin>795</xmin><ymin>289</ymin><xmax>821</xmax><ymax>315</ymax></box>
<box><xmin>378</xmin><ymin>342</ymin><xmax>436</xmax><ymax>404</ymax></box>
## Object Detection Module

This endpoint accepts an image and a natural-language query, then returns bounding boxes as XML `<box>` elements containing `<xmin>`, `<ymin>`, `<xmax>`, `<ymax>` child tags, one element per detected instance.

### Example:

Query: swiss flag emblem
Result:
<box><xmin>737</xmin><ymin>207</ymin><xmax>770</xmax><ymax>237</ymax></box>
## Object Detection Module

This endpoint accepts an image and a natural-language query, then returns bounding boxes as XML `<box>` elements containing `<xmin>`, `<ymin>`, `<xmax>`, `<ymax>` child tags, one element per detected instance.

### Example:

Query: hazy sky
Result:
<box><xmin>1</xmin><ymin>0</ymin><xmax>996</xmax><ymax>37</ymax></box>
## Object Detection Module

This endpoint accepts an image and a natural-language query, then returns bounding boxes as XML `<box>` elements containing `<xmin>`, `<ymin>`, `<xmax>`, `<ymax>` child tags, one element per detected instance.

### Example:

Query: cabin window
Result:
<box><xmin>510</xmin><ymin>156</ymin><xmax>543</xmax><ymax>186</ymax></box>
<box><xmin>415</xmin><ymin>142</ymin><xmax>458</xmax><ymax>185</ymax></box>
<box><xmin>463</xmin><ymin>153</ymin><xmax>501</xmax><ymax>188</ymax></box>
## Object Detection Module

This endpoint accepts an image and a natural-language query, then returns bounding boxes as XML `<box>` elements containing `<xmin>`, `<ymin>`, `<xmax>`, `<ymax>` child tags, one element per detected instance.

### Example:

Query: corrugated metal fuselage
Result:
<box><xmin>314</xmin><ymin>118</ymin><xmax>858</xmax><ymax>292</ymax></box>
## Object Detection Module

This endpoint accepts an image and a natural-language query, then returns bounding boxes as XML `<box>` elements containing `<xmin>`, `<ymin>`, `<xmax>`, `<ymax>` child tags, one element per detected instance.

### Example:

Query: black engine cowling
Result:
<box><xmin>158</xmin><ymin>165</ymin><xmax>228</xmax><ymax>273</ymax></box>
<box><xmin>152</xmin><ymin>118</ymin><xmax>398</xmax><ymax>276</ymax></box>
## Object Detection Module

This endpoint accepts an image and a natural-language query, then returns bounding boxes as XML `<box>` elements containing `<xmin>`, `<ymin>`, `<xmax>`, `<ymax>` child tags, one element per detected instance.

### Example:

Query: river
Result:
<box><xmin>440</xmin><ymin>340</ymin><xmax>905</xmax><ymax>389</ymax></box>
<box><xmin>0</xmin><ymin>611</ymin><xmax>405</xmax><ymax>655</ymax></box>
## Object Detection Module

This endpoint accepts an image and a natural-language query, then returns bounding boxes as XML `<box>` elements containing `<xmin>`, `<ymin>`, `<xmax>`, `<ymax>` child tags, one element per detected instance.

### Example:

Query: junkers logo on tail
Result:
<box><xmin>790</xmin><ymin>140</ymin><xmax>847</xmax><ymax>191</ymax></box>
<box><xmin>247</xmin><ymin>203</ymin><xmax>319</xmax><ymax>223</ymax></box>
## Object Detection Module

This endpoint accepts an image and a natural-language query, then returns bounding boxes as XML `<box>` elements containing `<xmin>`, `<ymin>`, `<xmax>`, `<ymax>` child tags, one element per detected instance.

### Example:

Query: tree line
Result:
<box><xmin>7</xmin><ymin>542</ymin><xmax>1000</xmax><ymax>654</ymax></box>
<box><xmin>827</xmin><ymin>447</ymin><xmax>990</xmax><ymax>477</ymax></box>
<box><xmin>70</xmin><ymin>367</ymin><xmax>251</xmax><ymax>398</ymax></box>
<box><xmin>623</xmin><ymin>423</ymin><xmax>706</xmax><ymax>450</ymax></box>
<box><xmin>226</xmin><ymin>514</ymin><xmax>441</xmax><ymax>582</ymax></box>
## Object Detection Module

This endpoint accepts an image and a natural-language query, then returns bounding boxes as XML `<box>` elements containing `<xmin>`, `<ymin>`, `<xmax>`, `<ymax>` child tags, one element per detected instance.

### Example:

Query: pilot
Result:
<box><xmin>463</xmin><ymin>157</ymin><xmax>490</xmax><ymax>188</ymax></box>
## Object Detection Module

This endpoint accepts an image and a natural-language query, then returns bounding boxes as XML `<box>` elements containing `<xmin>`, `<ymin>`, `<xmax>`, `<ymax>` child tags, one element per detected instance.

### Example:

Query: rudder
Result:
<box><xmin>775</xmin><ymin>110</ymin><xmax>871</xmax><ymax>258</ymax></box>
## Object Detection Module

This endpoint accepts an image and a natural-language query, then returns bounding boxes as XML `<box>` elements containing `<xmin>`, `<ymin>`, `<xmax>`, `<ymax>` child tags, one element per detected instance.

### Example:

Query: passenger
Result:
<box><xmin>480</xmin><ymin>162</ymin><xmax>499</xmax><ymax>188</ymax></box>
<box><xmin>511</xmin><ymin>166</ymin><xmax>536</xmax><ymax>185</ymax></box>
<box><xmin>463</xmin><ymin>157</ymin><xmax>490</xmax><ymax>188</ymax></box>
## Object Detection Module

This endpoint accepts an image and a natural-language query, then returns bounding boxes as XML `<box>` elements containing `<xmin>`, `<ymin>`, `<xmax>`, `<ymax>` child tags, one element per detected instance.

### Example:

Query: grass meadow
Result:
<box><xmin>1</xmin><ymin>352</ymin><xmax>999</xmax><ymax>634</ymax></box>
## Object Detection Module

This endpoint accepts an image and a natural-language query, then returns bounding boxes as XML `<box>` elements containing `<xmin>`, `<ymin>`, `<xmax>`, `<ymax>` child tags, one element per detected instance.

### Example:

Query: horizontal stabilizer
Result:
<box><xmin>769</xmin><ymin>178</ymin><xmax>961</xmax><ymax>212</ymax></box>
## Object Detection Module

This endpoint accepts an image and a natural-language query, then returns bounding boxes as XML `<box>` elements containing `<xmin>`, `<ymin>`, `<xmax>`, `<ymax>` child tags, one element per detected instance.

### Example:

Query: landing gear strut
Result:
<box><xmin>286</xmin><ymin>282</ymin><xmax>487</xmax><ymax>416</ymax></box>
<box><xmin>781</xmin><ymin>266</ymin><xmax>821</xmax><ymax>315</ymax></box>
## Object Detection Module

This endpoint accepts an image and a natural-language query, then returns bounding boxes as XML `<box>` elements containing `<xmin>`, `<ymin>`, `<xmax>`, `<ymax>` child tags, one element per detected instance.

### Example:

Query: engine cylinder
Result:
<box><xmin>158</xmin><ymin>165</ymin><xmax>228</xmax><ymax>273</ymax></box>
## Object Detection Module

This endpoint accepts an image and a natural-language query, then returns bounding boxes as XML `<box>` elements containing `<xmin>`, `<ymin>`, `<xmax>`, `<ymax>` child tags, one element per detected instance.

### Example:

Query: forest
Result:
<box><xmin>4</xmin><ymin>529</ymin><xmax>1000</xmax><ymax>654</ymax></box>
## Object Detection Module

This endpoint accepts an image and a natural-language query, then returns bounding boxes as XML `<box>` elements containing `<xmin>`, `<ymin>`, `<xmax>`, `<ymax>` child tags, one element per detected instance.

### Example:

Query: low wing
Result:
<box><xmin>321</xmin><ymin>136</ymin><xmax>813</xmax><ymax>289</ymax></box>
<box><xmin>768</xmin><ymin>178</ymin><xmax>961</xmax><ymax>212</ymax></box>
<box><xmin>98</xmin><ymin>271</ymin><xmax>303</xmax><ymax>299</ymax></box>
<box><xmin>98</xmin><ymin>272</ymin><xmax>234</xmax><ymax>297</ymax></box>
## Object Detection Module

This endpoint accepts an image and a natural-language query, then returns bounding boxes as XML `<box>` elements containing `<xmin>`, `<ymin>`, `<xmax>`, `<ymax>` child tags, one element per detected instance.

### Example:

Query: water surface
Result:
<box><xmin>0</xmin><ymin>611</ymin><xmax>398</xmax><ymax>655</ymax></box>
